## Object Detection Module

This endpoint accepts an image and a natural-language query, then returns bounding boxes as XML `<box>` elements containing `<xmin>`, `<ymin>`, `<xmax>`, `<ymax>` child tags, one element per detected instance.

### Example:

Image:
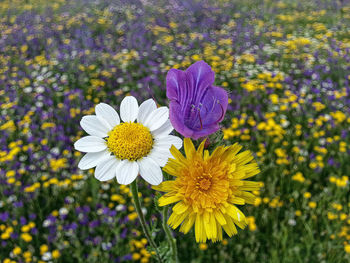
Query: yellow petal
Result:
<box><xmin>209</xmin><ymin>213</ymin><xmax>217</xmax><ymax>240</ymax></box>
<box><xmin>204</xmin><ymin>216</ymin><xmax>212</xmax><ymax>239</ymax></box>
<box><xmin>228</xmin><ymin>143</ymin><xmax>242</xmax><ymax>156</ymax></box>
<box><xmin>226</xmin><ymin>204</ymin><xmax>245</xmax><ymax>222</ymax></box>
<box><xmin>240</xmin><ymin>191</ymin><xmax>256</xmax><ymax>204</ymax></box>
<box><xmin>231</xmin><ymin>168</ymin><xmax>246</xmax><ymax>179</ymax></box>
<box><xmin>168</xmin><ymin>211</ymin><xmax>188</xmax><ymax>229</ymax></box>
<box><xmin>180</xmin><ymin>213</ymin><xmax>196</xmax><ymax>234</ymax></box>
<box><xmin>210</xmin><ymin>145</ymin><xmax>225</xmax><ymax>159</ymax></box>
<box><xmin>203</xmin><ymin>150</ymin><xmax>210</xmax><ymax>160</ymax></box>
<box><xmin>203</xmin><ymin>211</ymin><xmax>210</xmax><ymax>223</ymax></box>
<box><xmin>233</xmin><ymin>218</ymin><xmax>247</xmax><ymax>230</ymax></box>
<box><xmin>222</xmin><ymin>214</ymin><xmax>237</xmax><ymax>237</ymax></box>
<box><xmin>241</xmin><ymin>163</ymin><xmax>260</xmax><ymax>179</ymax></box>
<box><xmin>214</xmin><ymin>210</ymin><xmax>227</xmax><ymax>225</ymax></box>
<box><xmin>169</xmin><ymin>145</ymin><xmax>186</xmax><ymax>163</ymax></box>
<box><xmin>152</xmin><ymin>181</ymin><xmax>174</xmax><ymax>192</ymax></box>
<box><xmin>195</xmin><ymin>214</ymin><xmax>206</xmax><ymax>243</ymax></box>
<box><xmin>172</xmin><ymin>202</ymin><xmax>189</xmax><ymax>214</ymax></box>
<box><xmin>184</xmin><ymin>138</ymin><xmax>196</xmax><ymax>159</ymax></box>
<box><xmin>196</xmin><ymin>139</ymin><xmax>206</xmax><ymax>156</ymax></box>
<box><xmin>234</xmin><ymin>150</ymin><xmax>254</xmax><ymax>166</ymax></box>
<box><xmin>163</xmin><ymin>160</ymin><xmax>182</xmax><ymax>176</ymax></box>
<box><xmin>239</xmin><ymin>181</ymin><xmax>262</xmax><ymax>191</ymax></box>
<box><xmin>158</xmin><ymin>194</ymin><xmax>181</xmax><ymax>206</ymax></box>
<box><xmin>230</xmin><ymin>197</ymin><xmax>245</xmax><ymax>205</ymax></box>
<box><xmin>215</xmin><ymin>221</ymin><xmax>223</xmax><ymax>242</ymax></box>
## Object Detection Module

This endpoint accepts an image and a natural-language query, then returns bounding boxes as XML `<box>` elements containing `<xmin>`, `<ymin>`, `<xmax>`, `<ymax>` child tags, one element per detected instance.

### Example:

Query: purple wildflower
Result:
<box><xmin>0</xmin><ymin>212</ymin><xmax>9</xmax><ymax>222</ymax></box>
<box><xmin>166</xmin><ymin>61</ymin><xmax>228</xmax><ymax>139</ymax></box>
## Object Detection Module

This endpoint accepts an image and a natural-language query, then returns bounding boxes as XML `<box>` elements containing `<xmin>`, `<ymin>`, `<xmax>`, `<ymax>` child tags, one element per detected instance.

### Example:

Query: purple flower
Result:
<box><xmin>166</xmin><ymin>61</ymin><xmax>228</xmax><ymax>139</ymax></box>
<box><xmin>0</xmin><ymin>212</ymin><xmax>9</xmax><ymax>222</ymax></box>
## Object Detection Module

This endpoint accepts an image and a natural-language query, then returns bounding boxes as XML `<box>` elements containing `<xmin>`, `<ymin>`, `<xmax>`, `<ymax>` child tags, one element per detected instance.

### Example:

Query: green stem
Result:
<box><xmin>130</xmin><ymin>180</ymin><xmax>163</xmax><ymax>263</ymax></box>
<box><xmin>162</xmin><ymin>206</ymin><xmax>178</xmax><ymax>263</ymax></box>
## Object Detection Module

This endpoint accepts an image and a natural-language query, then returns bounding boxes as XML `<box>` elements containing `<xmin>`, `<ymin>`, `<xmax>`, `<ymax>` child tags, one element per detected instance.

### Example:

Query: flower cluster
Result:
<box><xmin>1</xmin><ymin>0</ymin><xmax>349</xmax><ymax>262</ymax></box>
<box><xmin>74</xmin><ymin>60</ymin><xmax>260</xmax><ymax>244</ymax></box>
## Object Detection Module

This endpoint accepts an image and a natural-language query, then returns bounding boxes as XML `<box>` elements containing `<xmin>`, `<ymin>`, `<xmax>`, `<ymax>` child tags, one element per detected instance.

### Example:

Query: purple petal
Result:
<box><xmin>188</xmin><ymin>124</ymin><xmax>220</xmax><ymax>140</ymax></box>
<box><xmin>185</xmin><ymin>61</ymin><xmax>215</xmax><ymax>105</ymax></box>
<box><xmin>169</xmin><ymin>101</ymin><xmax>194</xmax><ymax>138</ymax></box>
<box><xmin>200</xmin><ymin>86</ymin><xmax>228</xmax><ymax>124</ymax></box>
<box><xmin>166</xmin><ymin>69</ymin><xmax>187</xmax><ymax>102</ymax></box>
<box><xmin>182</xmin><ymin>86</ymin><xmax>227</xmax><ymax>134</ymax></box>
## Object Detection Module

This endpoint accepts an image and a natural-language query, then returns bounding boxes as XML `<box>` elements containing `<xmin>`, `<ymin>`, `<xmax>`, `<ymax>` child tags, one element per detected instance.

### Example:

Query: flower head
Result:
<box><xmin>74</xmin><ymin>96</ymin><xmax>182</xmax><ymax>185</ymax></box>
<box><xmin>166</xmin><ymin>61</ymin><xmax>228</xmax><ymax>139</ymax></box>
<box><xmin>154</xmin><ymin>138</ymin><xmax>261</xmax><ymax>242</ymax></box>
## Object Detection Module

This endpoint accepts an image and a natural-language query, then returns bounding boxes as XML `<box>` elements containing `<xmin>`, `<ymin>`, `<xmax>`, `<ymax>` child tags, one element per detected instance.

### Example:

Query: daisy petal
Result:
<box><xmin>95</xmin><ymin>103</ymin><xmax>120</xmax><ymax>128</ymax></box>
<box><xmin>167</xmin><ymin>135</ymin><xmax>183</xmax><ymax>149</ymax></box>
<box><xmin>152</xmin><ymin>119</ymin><xmax>173</xmax><ymax>137</ymax></box>
<box><xmin>137</xmin><ymin>99</ymin><xmax>157</xmax><ymax>124</ymax></box>
<box><xmin>148</xmin><ymin>150</ymin><xmax>171</xmax><ymax>167</ymax></box>
<box><xmin>74</xmin><ymin>136</ymin><xmax>107</xmax><ymax>152</ymax></box>
<box><xmin>144</xmin><ymin>107</ymin><xmax>169</xmax><ymax>131</ymax></box>
<box><xmin>116</xmin><ymin>160</ymin><xmax>139</xmax><ymax>185</ymax></box>
<box><xmin>138</xmin><ymin>157</ymin><xmax>163</xmax><ymax>185</ymax></box>
<box><xmin>95</xmin><ymin>157</ymin><xmax>119</xmax><ymax>181</ymax></box>
<box><xmin>80</xmin><ymin>115</ymin><xmax>110</xmax><ymax>137</ymax></box>
<box><xmin>156</xmin><ymin>135</ymin><xmax>183</xmax><ymax>149</ymax></box>
<box><xmin>78</xmin><ymin>150</ymin><xmax>111</xmax><ymax>170</ymax></box>
<box><xmin>120</xmin><ymin>96</ymin><xmax>138</xmax><ymax>123</ymax></box>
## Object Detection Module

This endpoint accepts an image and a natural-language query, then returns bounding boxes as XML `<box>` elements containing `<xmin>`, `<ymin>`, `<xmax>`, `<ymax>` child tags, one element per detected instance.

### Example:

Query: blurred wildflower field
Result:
<box><xmin>1</xmin><ymin>0</ymin><xmax>350</xmax><ymax>262</ymax></box>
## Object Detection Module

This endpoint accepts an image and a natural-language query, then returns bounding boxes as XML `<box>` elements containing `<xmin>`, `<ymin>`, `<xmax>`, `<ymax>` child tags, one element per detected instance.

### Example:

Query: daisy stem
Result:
<box><xmin>162</xmin><ymin>206</ymin><xmax>178</xmax><ymax>263</ymax></box>
<box><xmin>130</xmin><ymin>180</ymin><xmax>163</xmax><ymax>263</ymax></box>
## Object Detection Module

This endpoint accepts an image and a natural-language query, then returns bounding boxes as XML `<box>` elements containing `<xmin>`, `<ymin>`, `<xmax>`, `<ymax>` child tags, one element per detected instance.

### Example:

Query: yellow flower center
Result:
<box><xmin>182</xmin><ymin>159</ymin><xmax>230</xmax><ymax>210</ymax></box>
<box><xmin>197</xmin><ymin>176</ymin><xmax>211</xmax><ymax>191</ymax></box>
<box><xmin>106</xmin><ymin>122</ymin><xmax>153</xmax><ymax>161</ymax></box>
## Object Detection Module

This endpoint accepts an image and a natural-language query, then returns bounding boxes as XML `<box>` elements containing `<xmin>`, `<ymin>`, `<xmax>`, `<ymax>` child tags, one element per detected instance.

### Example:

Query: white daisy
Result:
<box><xmin>74</xmin><ymin>96</ymin><xmax>182</xmax><ymax>185</ymax></box>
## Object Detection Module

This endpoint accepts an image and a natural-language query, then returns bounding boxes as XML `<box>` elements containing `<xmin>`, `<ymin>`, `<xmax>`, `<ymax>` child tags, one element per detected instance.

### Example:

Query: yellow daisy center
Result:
<box><xmin>106</xmin><ymin>122</ymin><xmax>153</xmax><ymax>161</ymax></box>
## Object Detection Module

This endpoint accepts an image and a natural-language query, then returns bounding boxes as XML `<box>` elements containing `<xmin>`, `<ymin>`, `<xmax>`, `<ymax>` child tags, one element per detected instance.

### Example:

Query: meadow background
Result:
<box><xmin>1</xmin><ymin>0</ymin><xmax>350</xmax><ymax>262</ymax></box>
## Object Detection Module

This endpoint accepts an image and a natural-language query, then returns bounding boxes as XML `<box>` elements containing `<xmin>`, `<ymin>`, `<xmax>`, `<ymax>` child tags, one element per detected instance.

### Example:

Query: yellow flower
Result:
<box><xmin>50</xmin><ymin>158</ymin><xmax>67</xmax><ymax>171</ymax></box>
<box><xmin>21</xmin><ymin>225</ymin><xmax>30</xmax><ymax>232</ymax></box>
<box><xmin>254</xmin><ymin>197</ymin><xmax>262</xmax><ymax>206</ymax></box>
<box><xmin>23</xmin><ymin>251</ymin><xmax>31</xmax><ymax>258</ymax></box>
<box><xmin>199</xmin><ymin>243</ymin><xmax>208</xmax><ymax>250</ymax></box>
<box><xmin>128</xmin><ymin>212</ymin><xmax>138</xmax><ymax>221</ymax></box>
<box><xmin>303</xmin><ymin>192</ymin><xmax>311</xmax><ymax>199</ymax></box>
<box><xmin>154</xmin><ymin>138</ymin><xmax>261</xmax><ymax>242</ymax></box>
<box><xmin>13</xmin><ymin>246</ymin><xmax>22</xmax><ymax>255</ymax></box>
<box><xmin>246</xmin><ymin>216</ymin><xmax>257</xmax><ymax>231</ymax></box>
<box><xmin>308</xmin><ymin>202</ymin><xmax>317</xmax><ymax>209</ymax></box>
<box><xmin>140</xmin><ymin>238</ymin><xmax>147</xmax><ymax>245</ymax></box>
<box><xmin>21</xmin><ymin>233</ymin><xmax>32</xmax><ymax>242</ymax></box>
<box><xmin>40</xmin><ymin>244</ymin><xmax>48</xmax><ymax>255</ymax></box>
<box><xmin>132</xmin><ymin>253</ymin><xmax>141</xmax><ymax>260</ymax></box>
<box><xmin>292</xmin><ymin>172</ymin><xmax>305</xmax><ymax>183</ymax></box>
<box><xmin>52</xmin><ymin>250</ymin><xmax>60</xmax><ymax>259</ymax></box>
<box><xmin>345</xmin><ymin>244</ymin><xmax>350</xmax><ymax>254</ymax></box>
<box><xmin>340</xmin><ymin>213</ymin><xmax>347</xmax><ymax>220</ymax></box>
